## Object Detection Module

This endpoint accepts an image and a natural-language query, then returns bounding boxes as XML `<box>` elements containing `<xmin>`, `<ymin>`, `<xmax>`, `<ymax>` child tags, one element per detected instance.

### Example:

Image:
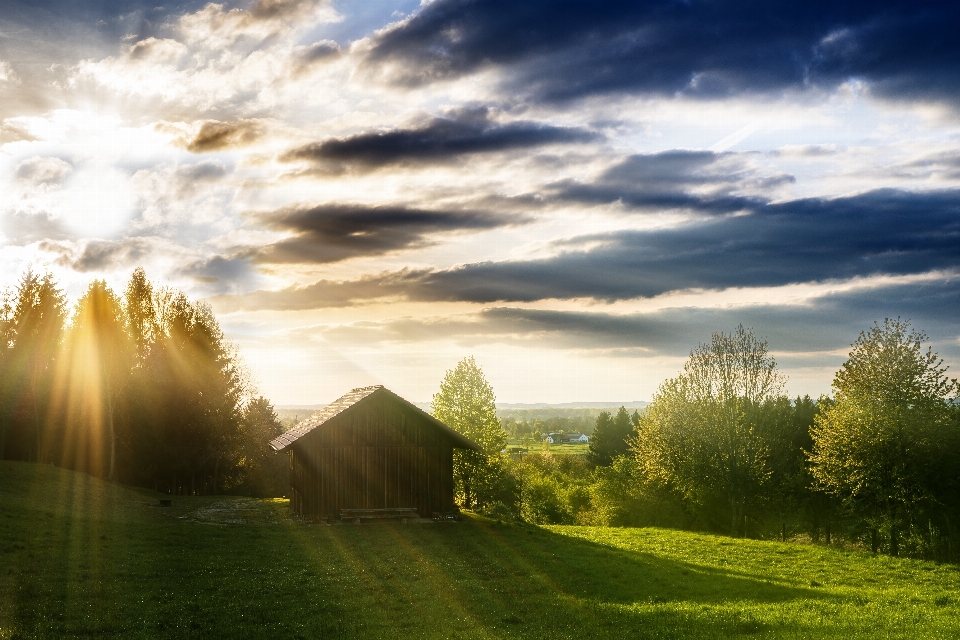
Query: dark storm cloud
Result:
<box><xmin>317</xmin><ymin>278</ymin><xmax>960</xmax><ymax>368</ymax></box>
<box><xmin>474</xmin><ymin>278</ymin><xmax>960</xmax><ymax>356</ymax></box>
<box><xmin>405</xmin><ymin>189</ymin><xmax>960</xmax><ymax>303</ymax></box>
<box><xmin>548</xmin><ymin>150</ymin><xmax>791</xmax><ymax>214</ymax></box>
<box><xmin>280</xmin><ymin>107</ymin><xmax>599</xmax><ymax>173</ymax></box>
<box><xmin>244</xmin><ymin>203</ymin><xmax>527</xmax><ymax>264</ymax></box>
<box><xmin>363</xmin><ymin>0</ymin><xmax>960</xmax><ymax>104</ymax></box>
<box><xmin>215</xmin><ymin>188</ymin><xmax>960</xmax><ymax>309</ymax></box>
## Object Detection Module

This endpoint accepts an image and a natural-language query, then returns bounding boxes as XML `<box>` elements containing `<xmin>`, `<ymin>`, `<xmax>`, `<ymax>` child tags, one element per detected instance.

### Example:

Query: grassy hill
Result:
<box><xmin>2</xmin><ymin>461</ymin><xmax>958</xmax><ymax>639</ymax></box>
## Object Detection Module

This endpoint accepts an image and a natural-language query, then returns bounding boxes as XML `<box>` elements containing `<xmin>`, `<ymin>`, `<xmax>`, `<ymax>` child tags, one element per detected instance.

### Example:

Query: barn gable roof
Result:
<box><xmin>269</xmin><ymin>385</ymin><xmax>482</xmax><ymax>452</ymax></box>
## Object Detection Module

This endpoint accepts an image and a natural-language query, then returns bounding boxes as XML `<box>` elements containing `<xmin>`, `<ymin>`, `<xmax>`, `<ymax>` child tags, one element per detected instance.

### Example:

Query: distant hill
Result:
<box><xmin>496</xmin><ymin>401</ymin><xmax>649</xmax><ymax>410</ymax></box>
<box><xmin>278</xmin><ymin>402</ymin><xmax>649</xmax><ymax>427</ymax></box>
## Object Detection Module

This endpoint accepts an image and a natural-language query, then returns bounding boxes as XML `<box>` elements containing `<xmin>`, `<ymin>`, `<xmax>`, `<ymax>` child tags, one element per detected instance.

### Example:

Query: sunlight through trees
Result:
<box><xmin>0</xmin><ymin>268</ymin><xmax>284</xmax><ymax>496</ymax></box>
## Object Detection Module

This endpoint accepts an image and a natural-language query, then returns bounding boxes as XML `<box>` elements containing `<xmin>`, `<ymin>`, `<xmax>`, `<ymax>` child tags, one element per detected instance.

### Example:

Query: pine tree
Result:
<box><xmin>588</xmin><ymin>406</ymin><xmax>634</xmax><ymax>466</ymax></box>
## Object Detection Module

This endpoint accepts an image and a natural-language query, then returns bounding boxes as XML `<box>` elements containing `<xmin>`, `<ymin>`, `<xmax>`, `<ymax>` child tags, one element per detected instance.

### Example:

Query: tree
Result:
<box><xmin>431</xmin><ymin>356</ymin><xmax>507</xmax><ymax>509</ymax></box>
<box><xmin>124</xmin><ymin>267</ymin><xmax>155</xmax><ymax>364</ymax></box>
<box><xmin>634</xmin><ymin>325</ymin><xmax>786</xmax><ymax>535</ymax></box>
<box><xmin>808</xmin><ymin>319</ymin><xmax>960</xmax><ymax>555</ymax></box>
<box><xmin>6</xmin><ymin>272</ymin><xmax>67</xmax><ymax>462</ymax></box>
<box><xmin>587</xmin><ymin>406</ymin><xmax>636</xmax><ymax>466</ymax></box>
<box><xmin>61</xmin><ymin>281</ymin><xmax>132</xmax><ymax>478</ymax></box>
<box><xmin>238</xmin><ymin>396</ymin><xmax>287</xmax><ymax>497</ymax></box>
<box><xmin>0</xmin><ymin>288</ymin><xmax>15</xmax><ymax>459</ymax></box>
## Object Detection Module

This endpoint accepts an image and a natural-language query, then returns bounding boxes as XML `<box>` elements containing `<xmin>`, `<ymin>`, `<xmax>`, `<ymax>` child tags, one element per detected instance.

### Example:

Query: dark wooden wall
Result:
<box><xmin>289</xmin><ymin>392</ymin><xmax>455</xmax><ymax>518</ymax></box>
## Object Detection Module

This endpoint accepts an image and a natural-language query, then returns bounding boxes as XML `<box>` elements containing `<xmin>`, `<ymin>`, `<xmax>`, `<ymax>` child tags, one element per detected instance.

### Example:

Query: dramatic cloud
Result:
<box><xmin>218</xmin><ymin>188</ymin><xmax>960</xmax><ymax>308</ymax></box>
<box><xmin>41</xmin><ymin>237</ymin><xmax>155</xmax><ymax>272</ymax></box>
<box><xmin>469</xmin><ymin>278</ymin><xmax>960</xmax><ymax>357</ymax></box>
<box><xmin>4</xmin><ymin>0</ymin><xmax>960</xmax><ymax>403</ymax></box>
<box><xmin>70</xmin><ymin>0</ymin><xmax>340</xmax><ymax>115</ymax></box>
<box><xmin>363</xmin><ymin>0</ymin><xmax>960</xmax><ymax>104</ymax></box>
<box><xmin>280</xmin><ymin>107</ymin><xmax>599</xmax><ymax>173</ymax></box>
<box><xmin>289</xmin><ymin>40</ymin><xmax>342</xmax><ymax>76</ymax></box>
<box><xmin>248</xmin><ymin>276</ymin><xmax>960</xmax><ymax>371</ymax></box>
<box><xmin>548</xmin><ymin>150</ymin><xmax>792</xmax><ymax>214</ymax></box>
<box><xmin>243</xmin><ymin>203</ymin><xmax>526</xmax><ymax>264</ymax></box>
<box><xmin>183</xmin><ymin>119</ymin><xmax>267</xmax><ymax>153</ymax></box>
<box><xmin>177</xmin><ymin>0</ymin><xmax>336</xmax><ymax>49</ymax></box>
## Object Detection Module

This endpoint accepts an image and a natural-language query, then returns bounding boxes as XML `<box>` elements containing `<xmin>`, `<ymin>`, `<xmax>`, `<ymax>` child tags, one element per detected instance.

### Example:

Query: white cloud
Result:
<box><xmin>71</xmin><ymin>0</ymin><xmax>343</xmax><ymax>115</ymax></box>
<box><xmin>14</xmin><ymin>156</ymin><xmax>73</xmax><ymax>188</ymax></box>
<box><xmin>0</xmin><ymin>61</ymin><xmax>19</xmax><ymax>84</ymax></box>
<box><xmin>178</xmin><ymin>0</ymin><xmax>341</xmax><ymax>50</ymax></box>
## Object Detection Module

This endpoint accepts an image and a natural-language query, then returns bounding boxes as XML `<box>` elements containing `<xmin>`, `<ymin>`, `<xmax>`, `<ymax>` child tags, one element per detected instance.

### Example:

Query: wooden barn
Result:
<box><xmin>269</xmin><ymin>385</ymin><xmax>481</xmax><ymax>520</ymax></box>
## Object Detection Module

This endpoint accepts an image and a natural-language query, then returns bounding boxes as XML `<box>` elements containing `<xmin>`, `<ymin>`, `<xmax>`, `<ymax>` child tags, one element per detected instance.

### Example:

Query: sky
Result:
<box><xmin>1</xmin><ymin>0</ymin><xmax>959</xmax><ymax>405</ymax></box>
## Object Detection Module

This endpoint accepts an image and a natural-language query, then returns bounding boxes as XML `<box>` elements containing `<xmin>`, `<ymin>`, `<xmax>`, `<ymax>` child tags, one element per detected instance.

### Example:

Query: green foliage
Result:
<box><xmin>809</xmin><ymin>318</ymin><xmax>960</xmax><ymax>554</ymax></box>
<box><xmin>431</xmin><ymin>356</ymin><xmax>508</xmax><ymax>509</ymax></box>
<box><xmin>635</xmin><ymin>326</ymin><xmax>786</xmax><ymax>535</ymax></box>
<box><xmin>587</xmin><ymin>406</ymin><xmax>637</xmax><ymax>466</ymax></box>
<box><xmin>514</xmin><ymin>453</ymin><xmax>592</xmax><ymax>524</ymax></box>
<box><xmin>582</xmin><ymin>455</ymin><xmax>689</xmax><ymax>528</ymax></box>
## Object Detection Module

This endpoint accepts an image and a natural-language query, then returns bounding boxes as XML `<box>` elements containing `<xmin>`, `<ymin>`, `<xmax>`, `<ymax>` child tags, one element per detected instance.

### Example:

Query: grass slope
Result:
<box><xmin>1</xmin><ymin>461</ymin><xmax>958</xmax><ymax>639</ymax></box>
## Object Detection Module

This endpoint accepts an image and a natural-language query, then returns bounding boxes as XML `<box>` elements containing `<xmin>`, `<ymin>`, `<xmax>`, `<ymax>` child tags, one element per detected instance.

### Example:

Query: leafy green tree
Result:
<box><xmin>809</xmin><ymin>319</ymin><xmax>960</xmax><ymax>555</ymax></box>
<box><xmin>634</xmin><ymin>325</ymin><xmax>786</xmax><ymax>535</ymax></box>
<box><xmin>431</xmin><ymin>356</ymin><xmax>507</xmax><ymax>509</ymax></box>
<box><xmin>584</xmin><ymin>454</ymin><xmax>689</xmax><ymax>528</ymax></box>
<box><xmin>587</xmin><ymin>406</ymin><xmax>635</xmax><ymax>466</ymax></box>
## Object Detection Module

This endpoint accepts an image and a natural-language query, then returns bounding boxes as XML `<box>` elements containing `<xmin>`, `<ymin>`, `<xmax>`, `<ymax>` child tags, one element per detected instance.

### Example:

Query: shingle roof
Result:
<box><xmin>269</xmin><ymin>385</ymin><xmax>482</xmax><ymax>452</ymax></box>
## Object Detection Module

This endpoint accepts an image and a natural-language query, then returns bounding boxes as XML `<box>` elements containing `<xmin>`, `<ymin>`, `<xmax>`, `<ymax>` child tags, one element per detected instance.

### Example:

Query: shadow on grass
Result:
<box><xmin>0</xmin><ymin>462</ymin><xmax>842</xmax><ymax>639</ymax></box>
<box><xmin>484</xmin><ymin>520</ymin><xmax>828</xmax><ymax>605</ymax></box>
<box><xmin>364</xmin><ymin>516</ymin><xmax>835</xmax><ymax>639</ymax></box>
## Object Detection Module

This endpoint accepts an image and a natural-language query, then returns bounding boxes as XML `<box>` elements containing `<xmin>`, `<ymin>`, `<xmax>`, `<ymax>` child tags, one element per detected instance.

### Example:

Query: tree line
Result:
<box><xmin>436</xmin><ymin>321</ymin><xmax>960</xmax><ymax>560</ymax></box>
<box><xmin>0</xmin><ymin>269</ymin><xmax>286</xmax><ymax>496</ymax></box>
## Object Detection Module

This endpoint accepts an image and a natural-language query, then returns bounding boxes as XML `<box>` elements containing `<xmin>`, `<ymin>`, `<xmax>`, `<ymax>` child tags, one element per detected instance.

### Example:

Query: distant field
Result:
<box><xmin>506</xmin><ymin>441</ymin><xmax>590</xmax><ymax>455</ymax></box>
<box><xmin>2</xmin><ymin>461</ymin><xmax>959</xmax><ymax>639</ymax></box>
<box><xmin>540</xmin><ymin>442</ymin><xmax>589</xmax><ymax>455</ymax></box>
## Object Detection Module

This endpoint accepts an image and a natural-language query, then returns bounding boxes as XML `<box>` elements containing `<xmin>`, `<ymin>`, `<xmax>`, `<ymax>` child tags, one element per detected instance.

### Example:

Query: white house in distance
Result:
<box><xmin>544</xmin><ymin>432</ymin><xmax>589</xmax><ymax>444</ymax></box>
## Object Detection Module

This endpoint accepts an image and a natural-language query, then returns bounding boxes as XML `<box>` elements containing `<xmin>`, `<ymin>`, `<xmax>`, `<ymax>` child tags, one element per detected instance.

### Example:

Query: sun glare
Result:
<box><xmin>59</xmin><ymin>165</ymin><xmax>135</xmax><ymax>239</ymax></box>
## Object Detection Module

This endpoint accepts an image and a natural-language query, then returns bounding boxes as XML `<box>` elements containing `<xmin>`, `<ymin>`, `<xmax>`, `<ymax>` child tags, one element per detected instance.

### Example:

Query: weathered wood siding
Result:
<box><xmin>289</xmin><ymin>392</ymin><xmax>455</xmax><ymax>518</ymax></box>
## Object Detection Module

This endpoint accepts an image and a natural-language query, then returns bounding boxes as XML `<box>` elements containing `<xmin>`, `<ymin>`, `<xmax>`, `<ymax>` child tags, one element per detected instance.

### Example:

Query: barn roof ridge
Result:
<box><xmin>268</xmin><ymin>385</ymin><xmax>481</xmax><ymax>452</ymax></box>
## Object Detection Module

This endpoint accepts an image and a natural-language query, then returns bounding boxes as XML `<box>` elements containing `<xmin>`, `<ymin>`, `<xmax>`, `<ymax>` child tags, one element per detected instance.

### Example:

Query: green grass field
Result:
<box><xmin>2</xmin><ymin>461</ymin><xmax>959</xmax><ymax>639</ymax></box>
<box><xmin>507</xmin><ymin>441</ymin><xmax>589</xmax><ymax>455</ymax></box>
